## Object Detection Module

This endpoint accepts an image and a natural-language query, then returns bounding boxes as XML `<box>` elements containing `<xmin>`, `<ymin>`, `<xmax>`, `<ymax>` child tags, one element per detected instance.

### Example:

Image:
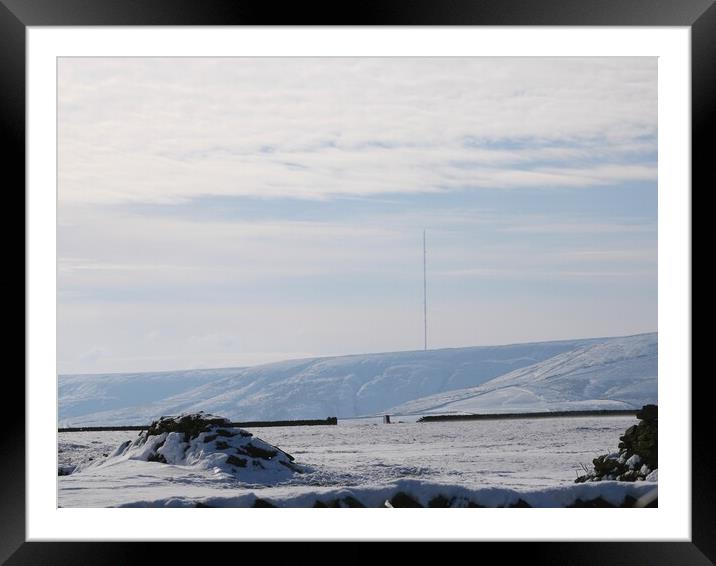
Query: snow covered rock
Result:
<box><xmin>575</xmin><ymin>404</ymin><xmax>657</xmax><ymax>483</ymax></box>
<box><xmin>58</xmin><ymin>465</ymin><xmax>75</xmax><ymax>476</ymax></box>
<box><xmin>625</xmin><ymin>454</ymin><xmax>642</xmax><ymax>470</ymax></box>
<box><xmin>79</xmin><ymin>412</ymin><xmax>307</xmax><ymax>481</ymax></box>
<box><xmin>618</xmin><ymin>404</ymin><xmax>658</xmax><ymax>469</ymax></box>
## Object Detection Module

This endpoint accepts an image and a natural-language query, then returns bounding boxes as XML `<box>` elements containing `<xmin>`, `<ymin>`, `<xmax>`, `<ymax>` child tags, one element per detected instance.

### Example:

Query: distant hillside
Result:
<box><xmin>58</xmin><ymin>333</ymin><xmax>656</xmax><ymax>426</ymax></box>
<box><xmin>59</xmin><ymin>367</ymin><xmax>241</xmax><ymax>423</ymax></box>
<box><xmin>387</xmin><ymin>333</ymin><xmax>657</xmax><ymax>416</ymax></box>
<box><xmin>59</xmin><ymin>336</ymin><xmax>606</xmax><ymax>425</ymax></box>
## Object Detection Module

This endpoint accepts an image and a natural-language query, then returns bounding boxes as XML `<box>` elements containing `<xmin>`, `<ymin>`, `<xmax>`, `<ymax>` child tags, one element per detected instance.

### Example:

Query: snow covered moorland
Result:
<box><xmin>59</xmin><ymin>333</ymin><xmax>656</xmax><ymax>426</ymax></box>
<box><xmin>57</xmin><ymin>333</ymin><xmax>658</xmax><ymax>508</ymax></box>
<box><xmin>388</xmin><ymin>333</ymin><xmax>657</xmax><ymax>416</ymax></box>
<box><xmin>58</xmin><ymin>413</ymin><xmax>657</xmax><ymax>508</ymax></box>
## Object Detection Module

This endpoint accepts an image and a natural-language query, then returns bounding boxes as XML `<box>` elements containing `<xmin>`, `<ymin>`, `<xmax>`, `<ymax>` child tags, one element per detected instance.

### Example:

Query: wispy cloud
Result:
<box><xmin>59</xmin><ymin>57</ymin><xmax>656</xmax><ymax>205</ymax></box>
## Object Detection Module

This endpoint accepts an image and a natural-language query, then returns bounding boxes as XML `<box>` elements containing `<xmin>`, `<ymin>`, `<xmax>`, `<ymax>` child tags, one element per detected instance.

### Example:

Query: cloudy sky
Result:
<box><xmin>58</xmin><ymin>57</ymin><xmax>657</xmax><ymax>374</ymax></box>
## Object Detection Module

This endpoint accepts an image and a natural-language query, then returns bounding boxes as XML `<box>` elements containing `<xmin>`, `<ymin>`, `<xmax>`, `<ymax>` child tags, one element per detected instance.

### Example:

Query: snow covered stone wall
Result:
<box><xmin>575</xmin><ymin>404</ymin><xmax>658</xmax><ymax>483</ymax></box>
<box><xmin>112</xmin><ymin>480</ymin><xmax>658</xmax><ymax>508</ymax></box>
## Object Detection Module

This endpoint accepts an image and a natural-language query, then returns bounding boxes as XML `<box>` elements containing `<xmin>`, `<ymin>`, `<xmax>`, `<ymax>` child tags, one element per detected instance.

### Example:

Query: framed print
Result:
<box><xmin>6</xmin><ymin>0</ymin><xmax>709</xmax><ymax>562</ymax></box>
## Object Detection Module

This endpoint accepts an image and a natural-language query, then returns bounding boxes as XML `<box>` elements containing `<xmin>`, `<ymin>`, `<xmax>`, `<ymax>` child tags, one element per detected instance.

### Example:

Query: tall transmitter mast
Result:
<box><xmin>423</xmin><ymin>229</ymin><xmax>427</xmax><ymax>351</ymax></box>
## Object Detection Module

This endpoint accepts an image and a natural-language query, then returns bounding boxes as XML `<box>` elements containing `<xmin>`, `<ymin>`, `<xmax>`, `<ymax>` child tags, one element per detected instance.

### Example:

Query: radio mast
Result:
<box><xmin>423</xmin><ymin>229</ymin><xmax>427</xmax><ymax>351</ymax></box>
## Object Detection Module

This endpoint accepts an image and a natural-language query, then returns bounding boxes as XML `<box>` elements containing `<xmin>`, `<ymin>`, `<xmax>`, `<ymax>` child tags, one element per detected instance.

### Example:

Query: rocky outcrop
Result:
<box><xmin>87</xmin><ymin>412</ymin><xmax>307</xmax><ymax>481</ymax></box>
<box><xmin>575</xmin><ymin>404</ymin><xmax>658</xmax><ymax>483</ymax></box>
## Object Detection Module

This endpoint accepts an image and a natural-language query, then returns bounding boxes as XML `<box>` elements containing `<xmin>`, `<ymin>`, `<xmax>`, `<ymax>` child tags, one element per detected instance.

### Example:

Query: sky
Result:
<box><xmin>57</xmin><ymin>57</ymin><xmax>657</xmax><ymax>374</ymax></box>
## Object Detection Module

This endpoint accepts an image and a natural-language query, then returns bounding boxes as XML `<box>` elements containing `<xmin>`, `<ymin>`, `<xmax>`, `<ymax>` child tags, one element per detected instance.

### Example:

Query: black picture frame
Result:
<box><xmin>5</xmin><ymin>0</ymin><xmax>707</xmax><ymax>562</ymax></box>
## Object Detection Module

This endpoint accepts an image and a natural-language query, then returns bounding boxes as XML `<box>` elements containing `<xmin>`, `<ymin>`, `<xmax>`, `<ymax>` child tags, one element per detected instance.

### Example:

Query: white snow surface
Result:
<box><xmin>388</xmin><ymin>333</ymin><xmax>656</xmax><ymax>416</ymax></box>
<box><xmin>59</xmin><ymin>333</ymin><xmax>656</xmax><ymax>426</ymax></box>
<box><xmin>58</xmin><ymin>415</ymin><xmax>656</xmax><ymax>508</ymax></box>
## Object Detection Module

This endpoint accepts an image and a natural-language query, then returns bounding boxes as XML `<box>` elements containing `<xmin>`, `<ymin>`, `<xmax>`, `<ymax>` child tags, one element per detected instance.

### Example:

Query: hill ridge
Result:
<box><xmin>59</xmin><ymin>332</ymin><xmax>657</xmax><ymax>426</ymax></box>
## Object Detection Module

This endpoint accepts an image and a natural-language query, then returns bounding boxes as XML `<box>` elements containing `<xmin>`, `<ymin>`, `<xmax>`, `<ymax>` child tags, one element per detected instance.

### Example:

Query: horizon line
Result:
<box><xmin>58</xmin><ymin>329</ymin><xmax>658</xmax><ymax>378</ymax></box>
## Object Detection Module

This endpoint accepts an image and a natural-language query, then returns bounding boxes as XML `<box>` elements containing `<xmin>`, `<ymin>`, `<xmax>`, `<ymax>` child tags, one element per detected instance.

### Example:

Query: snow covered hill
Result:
<box><xmin>59</xmin><ymin>367</ymin><xmax>241</xmax><ymax>424</ymax></box>
<box><xmin>58</xmin><ymin>333</ymin><xmax>656</xmax><ymax>426</ymax></box>
<box><xmin>387</xmin><ymin>333</ymin><xmax>657</xmax><ymax>416</ymax></box>
<box><xmin>60</xmin><ymin>337</ymin><xmax>601</xmax><ymax>425</ymax></box>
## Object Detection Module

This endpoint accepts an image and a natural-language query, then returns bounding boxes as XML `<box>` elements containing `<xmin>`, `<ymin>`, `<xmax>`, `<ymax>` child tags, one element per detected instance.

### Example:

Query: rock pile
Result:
<box><xmin>575</xmin><ymin>404</ymin><xmax>658</xmax><ymax>483</ymax></box>
<box><xmin>99</xmin><ymin>412</ymin><xmax>307</xmax><ymax>481</ymax></box>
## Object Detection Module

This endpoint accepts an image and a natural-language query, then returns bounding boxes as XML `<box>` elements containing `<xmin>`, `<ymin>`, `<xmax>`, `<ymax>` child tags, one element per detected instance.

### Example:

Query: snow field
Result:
<box><xmin>58</xmin><ymin>415</ymin><xmax>654</xmax><ymax>507</ymax></box>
